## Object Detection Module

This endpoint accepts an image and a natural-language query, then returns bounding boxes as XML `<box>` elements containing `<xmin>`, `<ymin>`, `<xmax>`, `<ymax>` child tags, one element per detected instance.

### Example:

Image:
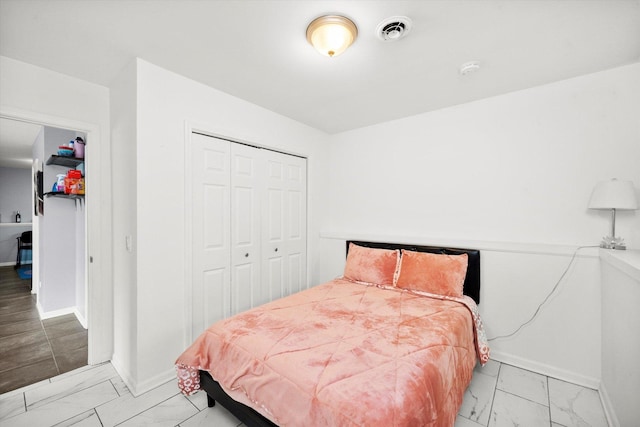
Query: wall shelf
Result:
<box><xmin>44</xmin><ymin>192</ymin><xmax>84</xmax><ymax>200</ymax></box>
<box><xmin>44</xmin><ymin>192</ymin><xmax>84</xmax><ymax>207</ymax></box>
<box><xmin>46</xmin><ymin>155</ymin><xmax>84</xmax><ymax>168</ymax></box>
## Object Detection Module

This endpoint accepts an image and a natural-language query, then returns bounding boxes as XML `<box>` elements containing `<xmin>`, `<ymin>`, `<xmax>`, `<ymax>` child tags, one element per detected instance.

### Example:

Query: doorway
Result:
<box><xmin>0</xmin><ymin>110</ymin><xmax>112</xmax><ymax>390</ymax></box>
<box><xmin>0</xmin><ymin>119</ymin><xmax>88</xmax><ymax>392</ymax></box>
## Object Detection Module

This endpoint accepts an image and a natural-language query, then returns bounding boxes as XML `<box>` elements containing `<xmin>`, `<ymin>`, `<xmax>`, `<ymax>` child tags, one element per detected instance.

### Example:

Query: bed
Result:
<box><xmin>176</xmin><ymin>240</ymin><xmax>489</xmax><ymax>426</ymax></box>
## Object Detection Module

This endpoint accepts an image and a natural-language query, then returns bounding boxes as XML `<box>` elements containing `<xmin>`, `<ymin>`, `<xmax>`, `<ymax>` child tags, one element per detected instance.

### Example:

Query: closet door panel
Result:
<box><xmin>232</xmin><ymin>263</ymin><xmax>256</xmax><ymax>314</ymax></box>
<box><xmin>288</xmin><ymin>253</ymin><xmax>303</xmax><ymax>294</ymax></box>
<box><xmin>266</xmin><ymin>257</ymin><xmax>284</xmax><ymax>302</ymax></box>
<box><xmin>262</xmin><ymin>155</ymin><xmax>286</xmax><ymax>300</ymax></box>
<box><xmin>262</xmin><ymin>151</ymin><xmax>307</xmax><ymax>298</ymax></box>
<box><xmin>202</xmin><ymin>268</ymin><xmax>227</xmax><ymax>332</ymax></box>
<box><xmin>233</xmin><ymin>187</ymin><xmax>255</xmax><ymax>247</ymax></box>
<box><xmin>285</xmin><ymin>159</ymin><xmax>307</xmax><ymax>295</ymax></box>
<box><xmin>191</xmin><ymin>134</ymin><xmax>231</xmax><ymax>338</ymax></box>
<box><xmin>266</xmin><ymin>189</ymin><xmax>284</xmax><ymax>242</ymax></box>
<box><xmin>230</xmin><ymin>144</ymin><xmax>262</xmax><ymax>313</ymax></box>
<box><xmin>231</xmin><ymin>187</ymin><xmax>257</xmax><ymax>314</ymax></box>
<box><xmin>265</xmin><ymin>159</ymin><xmax>285</xmax><ymax>248</ymax></box>
<box><xmin>286</xmin><ymin>183</ymin><xmax>305</xmax><ymax>294</ymax></box>
<box><xmin>263</xmin><ymin>187</ymin><xmax>285</xmax><ymax>302</ymax></box>
<box><xmin>288</xmin><ymin>190</ymin><xmax>302</xmax><ymax>239</ymax></box>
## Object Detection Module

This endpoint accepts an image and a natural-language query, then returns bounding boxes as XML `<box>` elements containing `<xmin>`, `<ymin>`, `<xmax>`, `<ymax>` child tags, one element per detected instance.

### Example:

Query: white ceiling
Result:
<box><xmin>0</xmin><ymin>119</ymin><xmax>42</xmax><ymax>168</ymax></box>
<box><xmin>0</xmin><ymin>0</ymin><xmax>639</xmax><ymax>140</ymax></box>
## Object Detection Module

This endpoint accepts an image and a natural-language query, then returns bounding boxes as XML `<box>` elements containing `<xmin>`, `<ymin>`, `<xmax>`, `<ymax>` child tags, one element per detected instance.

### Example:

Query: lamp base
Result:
<box><xmin>600</xmin><ymin>236</ymin><xmax>627</xmax><ymax>250</ymax></box>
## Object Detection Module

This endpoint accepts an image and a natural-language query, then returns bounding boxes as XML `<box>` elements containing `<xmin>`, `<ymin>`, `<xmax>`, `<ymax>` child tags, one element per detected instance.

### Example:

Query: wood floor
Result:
<box><xmin>0</xmin><ymin>266</ymin><xmax>87</xmax><ymax>394</ymax></box>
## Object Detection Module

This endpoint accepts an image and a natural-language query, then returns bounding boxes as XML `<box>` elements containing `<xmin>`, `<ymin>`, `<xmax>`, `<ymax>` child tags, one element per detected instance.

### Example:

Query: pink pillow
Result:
<box><xmin>395</xmin><ymin>250</ymin><xmax>468</xmax><ymax>297</ymax></box>
<box><xmin>343</xmin><ymin>243</ymin><xmax>400</xmax><ymax>285</ymax></box>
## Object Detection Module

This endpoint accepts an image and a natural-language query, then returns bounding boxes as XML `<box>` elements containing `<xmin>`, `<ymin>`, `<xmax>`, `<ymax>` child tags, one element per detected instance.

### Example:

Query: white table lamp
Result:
<box><xmin>588</xmin><ymin>178</ymin><xmax>638</xmax><ymax>250</ymax></box>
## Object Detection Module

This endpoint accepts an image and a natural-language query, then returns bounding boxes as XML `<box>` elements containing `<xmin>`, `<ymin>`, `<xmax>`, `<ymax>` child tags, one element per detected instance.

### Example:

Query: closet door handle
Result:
<box><xmin>274</xmin><ymin>248</ymin><xmax>278</xmax><ymax>252</ymax></box>
<box><xmin>245</xmin><ymin>253</ymin><xmax>249</xmax><ymax>258</ymax></box>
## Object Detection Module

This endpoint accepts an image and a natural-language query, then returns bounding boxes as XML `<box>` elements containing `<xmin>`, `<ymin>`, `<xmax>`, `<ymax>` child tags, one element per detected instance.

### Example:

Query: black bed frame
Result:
<box><xmin>198</xmin><ymin>240</ymin><xmax>481</xmax><ymax>426</ymax></box>
<box><xmin>200</xmin><ymin>369</ymin><xmax>277</xmax><ymax>426</ymax></box>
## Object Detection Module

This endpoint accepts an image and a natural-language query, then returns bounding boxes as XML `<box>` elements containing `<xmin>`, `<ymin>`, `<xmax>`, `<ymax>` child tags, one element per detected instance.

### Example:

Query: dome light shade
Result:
<box><xmin>306</xmin><ymin>15</ymin><xmax>358</xmax><ymax>57</ymax></box>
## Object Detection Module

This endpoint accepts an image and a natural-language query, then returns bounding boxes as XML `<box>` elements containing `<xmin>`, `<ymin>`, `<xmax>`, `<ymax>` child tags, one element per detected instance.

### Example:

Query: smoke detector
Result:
<box><xmin>376</xmin><ymin>16</ymin><xmax>412</xmax><ymax>42</ymax></box>
<box><xmin>460</xmin><ymin>61</ymin><xmax>481</xmax><ymax>75</ymax></box>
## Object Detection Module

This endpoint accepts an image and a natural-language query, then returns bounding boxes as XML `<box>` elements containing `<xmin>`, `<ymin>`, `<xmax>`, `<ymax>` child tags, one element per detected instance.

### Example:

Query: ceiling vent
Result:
<box><xmin>376</xmin><ymin>16</ymin><xmax>412</xmax><ymax>42</ymax></box>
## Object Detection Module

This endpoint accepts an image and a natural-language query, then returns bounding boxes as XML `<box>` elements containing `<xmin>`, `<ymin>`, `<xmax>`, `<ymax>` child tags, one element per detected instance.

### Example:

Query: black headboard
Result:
<box><xmin>347</xmin><ymin>240</ymin><xmax>481</xmax><ymax>304</ymax></box>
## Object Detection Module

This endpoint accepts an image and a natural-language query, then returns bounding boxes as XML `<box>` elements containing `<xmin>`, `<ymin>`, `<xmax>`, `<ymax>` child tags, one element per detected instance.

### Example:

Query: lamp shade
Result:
<box><xmin>306</xmin><ymin>15</ymin><xmax>357</xmax><ymax>57</ymax></box>
<box><xmin>588</xmin><ymin>179</ymin><xmax>638</xmax><ymax>210</ymax></box>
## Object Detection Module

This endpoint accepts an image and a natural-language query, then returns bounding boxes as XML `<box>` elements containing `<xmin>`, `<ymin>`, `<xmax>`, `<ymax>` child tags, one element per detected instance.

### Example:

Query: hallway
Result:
<box><xmin>0</xmin><ymin>266</ymin><xmax>87</xmax><ymax>393</ymax></box>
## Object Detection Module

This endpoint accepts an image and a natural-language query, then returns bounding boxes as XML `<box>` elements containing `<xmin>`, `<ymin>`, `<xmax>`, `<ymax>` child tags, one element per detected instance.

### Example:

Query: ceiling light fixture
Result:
<box><xmin>306</xmin><ymin>15</ymin><xmax>358</xmax><ymax>57</ymax></box>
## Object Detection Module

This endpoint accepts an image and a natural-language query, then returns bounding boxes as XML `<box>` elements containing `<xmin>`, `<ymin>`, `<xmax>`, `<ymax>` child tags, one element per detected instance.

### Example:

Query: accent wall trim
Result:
<box><xmin>320</xmin><ymin>231</ymin><xmax>600</xmax><ymax>258</ymax></box>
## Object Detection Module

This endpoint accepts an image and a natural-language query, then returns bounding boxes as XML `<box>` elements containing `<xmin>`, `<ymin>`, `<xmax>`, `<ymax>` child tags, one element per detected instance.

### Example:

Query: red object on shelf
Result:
<box><xmin>67</xmin><ymin>169</ymin><xmax>82</xmax><ymax>179</ymax></box>
<box><xmin>64</xmin><ymin>177</ymin><xmax>85</xmax><ymax>195</ymax></box>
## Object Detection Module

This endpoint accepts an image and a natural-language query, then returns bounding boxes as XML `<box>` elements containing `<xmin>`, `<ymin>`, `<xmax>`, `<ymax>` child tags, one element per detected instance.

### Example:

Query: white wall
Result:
<box><xmin>599</xmin><ymin>250</ymin><xmax>640</xmax><ymax>427</ymax></box>
<box><xmin>0</xmin><ymin>166</ymin><xmax>32</xmax><ymax>225</ymax></box>
<box><xmin>324</xmin><ymin>63</ymin><xmax>640</xmax><ymax>248</ymax></box>
<box><xmin>109</xmin><ymin>59</ymin><xmax>138</xmax><ymax>386</ymax></box>
<box><xmin>0</xmin><ymin>55</ymin><xmax>112</xmax><ymax>363</ymax></box>
<box><xmin>0</xmin><ymin>166</ymin><xmax>32</xmax><ymax>265</ymax></box>
<box><xmin>40</xmin><ymin>196</ymin><xmax>77</xmax><ymax>312</ymax></box>
<box><xmin>319</xmin><ymin>63</ymin><xmax>640</xmax><ymax>387</ymax></box>
<box><xmin>111</xmin><ymin>59</ymin><xmax>328</xmax><ymax>394</ymax></box>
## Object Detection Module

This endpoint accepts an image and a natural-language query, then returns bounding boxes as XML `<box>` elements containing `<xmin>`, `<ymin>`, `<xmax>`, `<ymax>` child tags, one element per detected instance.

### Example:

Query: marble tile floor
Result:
<box><xmin>0</xmin><ymin>266</ymin><xmax>88</xmax><ymax>394</ymax></box>
<box><xmin>0</xmin><ymin>359</ymin><xmax>608</xmax><ymax>426</ymax></box>
<box><xmin>458</xmin><ymin>360</ymin><xmax>608</xmax><ymax>427</ymax></box>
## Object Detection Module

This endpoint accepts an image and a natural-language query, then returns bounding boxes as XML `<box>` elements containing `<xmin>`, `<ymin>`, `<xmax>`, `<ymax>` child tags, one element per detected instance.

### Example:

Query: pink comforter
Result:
<box><xmin>176</xmin><ymin>279</ymin><xmax>489</xmax><ymax>426</ymax></box>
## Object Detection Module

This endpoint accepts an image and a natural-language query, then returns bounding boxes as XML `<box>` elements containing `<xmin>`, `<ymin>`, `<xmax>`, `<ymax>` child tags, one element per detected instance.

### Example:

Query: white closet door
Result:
<box><xmin>191</xmin><ymin>134</ymin><xmax>231</xmax><ymax>338</ymax></box>
<box><xmin>190</xmin><ymin>133</ymin><xmax>307</xmax><ymax>333</ymax></box>
<box><xmin>261</xmin><ymin>150</ymin><xmax>307</xmax><ymax>301</ymax></box>
<box><xmin>230</xmin><ymin>143</ymin><xmax>263</xmax><ymax>314</ymax></box>
<box><xmin>284</xmin><ymin>155</ymin><xmax>307</xmax><ymax>295</ymax></box>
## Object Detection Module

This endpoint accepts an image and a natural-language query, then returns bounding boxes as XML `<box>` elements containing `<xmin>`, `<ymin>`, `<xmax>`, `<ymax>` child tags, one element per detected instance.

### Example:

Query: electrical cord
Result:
<box><xmin>488</xmin><ymin>245</ymin><xmax>599</xmax><ymax>341</ymax></box>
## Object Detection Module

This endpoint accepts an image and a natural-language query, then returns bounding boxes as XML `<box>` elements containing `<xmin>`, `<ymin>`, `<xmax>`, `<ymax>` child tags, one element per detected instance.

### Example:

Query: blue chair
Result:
<box><xmin>15</xmin><ymin>231</ymin><xmax>32</xmax><ymax>268</ymax></box>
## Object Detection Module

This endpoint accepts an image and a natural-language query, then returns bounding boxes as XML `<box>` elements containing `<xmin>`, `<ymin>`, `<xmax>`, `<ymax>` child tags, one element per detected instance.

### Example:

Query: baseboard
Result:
<box><xmin>37</xmin><ymin>305</ymin><xmax>87</xmax><ymax>328</ymax></box>
<box><xmin>490</xmin><ymin>350</ymin><xmax>601</xmax><ymax>389</ymax></box>
<box><xmin>37</xmin><ymin>305</ymin><xmax>76</xmax><ymax>321</ymax></box>
<box><xmin>110</xmin><ymin>356</ymin><xmax>175</xmax><ymax>397</ymax></box>
<box><xmin>599</xmin><ymin>382</ymin><xmax>620</xmax><ymax>427</ymax></box>
<box><xmin>132</xmin><ymin>367</ymin><xmax>177</xmax><ymax>397</ymax></box>
<box><xmin>73</xmin><ymin>308</ymin><xmax>88</xmax><ymax>329</ymax></box>
<box><xmin>2</xmin><ymin>262</ymin><xmax>33</xmax><ymax>267</ymax></box>
<box><xmin>110</xmin><ymin>355</ymin><xmax>136</xmax><ymax>395</ymax></box>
